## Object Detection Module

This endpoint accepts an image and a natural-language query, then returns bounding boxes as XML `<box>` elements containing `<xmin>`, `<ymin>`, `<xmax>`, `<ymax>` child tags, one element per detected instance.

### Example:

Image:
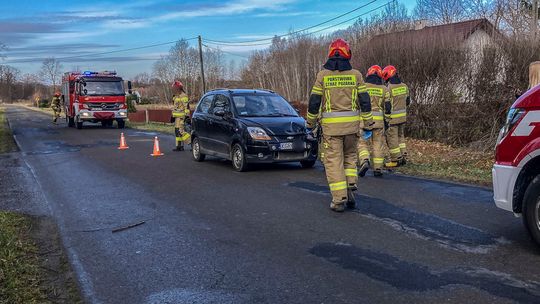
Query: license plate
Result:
<box><xmin>280</xmin><ymin>142</ymin><xmax>293</xmax><ymax>150</ymax></box>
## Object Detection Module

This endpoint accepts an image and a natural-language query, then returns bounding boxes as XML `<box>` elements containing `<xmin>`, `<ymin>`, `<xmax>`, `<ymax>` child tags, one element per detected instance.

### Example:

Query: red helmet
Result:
<box><xmin>367</xmin><ymin>65</ymin><xmax>383</xmax><ymax>77</ymax></box>
<box><xmin>172</xmin><ymin>81</ymin><xmax>183</xmax><ymax>89</ymax></box>
<box><xmin>54</xmin><ymin>92</ymin><xmax>61</xmax><ymax>97</ymax></box>
<box><xmin>328</xmin><ymin>38</ymin><xmax>351</xmax><ymax>59</ymax></box>
<box><xmin>382</xmin><ymin>65</ymin><xmax>397</xmax><ymax>81</ymax></box>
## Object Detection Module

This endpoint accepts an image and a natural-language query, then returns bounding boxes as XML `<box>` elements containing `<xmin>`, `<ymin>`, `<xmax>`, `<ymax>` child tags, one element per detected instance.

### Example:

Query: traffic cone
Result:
<box><xmin>118</xmin><ymin>133</ymin><xmax>129</xmax><ymax>150</ymax></box>
<box><xmin>150</xmin><ymin>136</ymin><xmax>164</xmax><ymax>157</ymax></box>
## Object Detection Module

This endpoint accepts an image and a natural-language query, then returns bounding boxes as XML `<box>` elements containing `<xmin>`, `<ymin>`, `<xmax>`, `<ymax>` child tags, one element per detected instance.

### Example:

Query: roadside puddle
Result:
<box><xmin>288</xmin><ymin>182</ymin><xmax>506</xmax><ymax>253</ymax></box>
<box><xmin>310</xmin><ymin>242</ymin><xmax>540</xmax><ymax>303</ymax></box>
<box><xmin>24</xmin><ymin>140</ymin><xmax>117</xmax><ymax>155</ymax></box>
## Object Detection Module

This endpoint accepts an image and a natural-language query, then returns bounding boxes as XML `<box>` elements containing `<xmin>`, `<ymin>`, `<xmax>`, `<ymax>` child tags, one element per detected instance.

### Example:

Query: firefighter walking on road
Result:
<box><xmin>382</xmin><ymin>65</ymin><xmax>410</xmax><ymax>167</ymax></box>
<box><xmin>51</xmin><ymin>92</ymin><xmax>62</xmax><ymax>124</ymax></box>
<box><xmin>364</xmin><ymin>65</ymin><xmax>391</xmax><ymax>177</ymax></box>
<box><xmin>306</xmin><ymin>38</ymin><xmax>372</xmax><ymax>212</ymax></box>
<box><xmin>172</xmin><ymin>81</ymin><xmax>191</xmax><ymax>151</ymax></box>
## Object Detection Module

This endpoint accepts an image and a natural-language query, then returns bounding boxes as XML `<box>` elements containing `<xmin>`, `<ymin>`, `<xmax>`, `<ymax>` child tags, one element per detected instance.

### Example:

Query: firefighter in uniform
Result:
<box><xmin>382</xmin><ymin>65</ymin><xmax>411</xmax><ymax>166</ymax></box>
<box><xmin>51</xmin><ymin>92</ymin><xmax>62</xmax><ymax>124</ymax></box>
<box><xmin>172</xmin><ymin>81</ymin><xmax>191</xmax><ymax>151</ymax></box>
<box><xmin>357</xmin><ymin>117</ymin><xmax>371</xmax><ymax>177</ymax></box>
<box><xmin>307</xmin><ymin>39</ymin><xmax>372</xmax><ymax>212</ymax></box>
<box><xmin>364</xmin><ymin>65</ymin><xmax>391</xmax><ymax>177</ymax></box>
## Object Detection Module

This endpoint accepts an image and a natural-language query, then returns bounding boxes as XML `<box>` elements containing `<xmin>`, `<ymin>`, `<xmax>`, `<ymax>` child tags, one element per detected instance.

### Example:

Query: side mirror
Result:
<box><xmin>294</xmin><ymin>108</ymin><xmax>300</xmax><ymax>114</ymax></box>
<box><xmin>127</xmin><ymin>81</ymin><xmax>133</xmax><ymax>95</ymax></box>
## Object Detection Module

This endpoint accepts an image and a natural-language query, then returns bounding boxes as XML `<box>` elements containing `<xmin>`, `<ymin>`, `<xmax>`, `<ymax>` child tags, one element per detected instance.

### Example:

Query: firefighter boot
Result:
<box><xmin>173</xmin><ymin>128</ymin><xmax>184</xmax><ymax>151</ymax></box>
<box><xmin>358</xmin><ymin>159</ymin><xmax>370</xmax><ymax>177</ymax></box>
<box><xmin>385</xmin><ymin>161</ymin><xmax>398</xmax><ymax>168</ymax></box>
<box><xmin>330</xmin><ymin>201</ymin><xmax>346</xmax><ymax>213</ymax></box>
<box><xmin>374</xmin><ymin>168</ymin><xmax>383</xmax><ymax>177</ymax></box>
<box><xmin>346</xmin><ymin>188</ymin><xmax>356</xmax><ymax>209</ymax></box>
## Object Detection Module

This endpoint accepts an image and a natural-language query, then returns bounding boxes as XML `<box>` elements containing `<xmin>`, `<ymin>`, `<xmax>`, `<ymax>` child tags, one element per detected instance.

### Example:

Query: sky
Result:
<box><xmin>0</xmin><ymin>0</ymin><xmax>416</xmax><ymax>78</ymax></box>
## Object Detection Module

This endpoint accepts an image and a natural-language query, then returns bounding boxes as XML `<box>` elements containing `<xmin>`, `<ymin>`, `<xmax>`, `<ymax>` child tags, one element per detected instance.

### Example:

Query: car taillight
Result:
<box><xmin>497</xmin><ymin>108</ymin><xmax>525</xmax><ymax>144</ymax></box>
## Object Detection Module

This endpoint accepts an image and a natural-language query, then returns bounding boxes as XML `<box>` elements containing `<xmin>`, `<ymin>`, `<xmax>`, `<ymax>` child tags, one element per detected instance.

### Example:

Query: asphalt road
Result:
<box><xmin>5</xmin><ymin>105</ymin><xmax>540</xmax><ymax>304</ymax></box>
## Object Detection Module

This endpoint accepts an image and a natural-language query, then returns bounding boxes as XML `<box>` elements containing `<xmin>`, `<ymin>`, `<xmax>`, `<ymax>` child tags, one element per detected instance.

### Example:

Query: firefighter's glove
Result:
<box><xmin>363</xmin><ymin>130</ymin><xmax>373</xmax><ymax>140</ymax></box>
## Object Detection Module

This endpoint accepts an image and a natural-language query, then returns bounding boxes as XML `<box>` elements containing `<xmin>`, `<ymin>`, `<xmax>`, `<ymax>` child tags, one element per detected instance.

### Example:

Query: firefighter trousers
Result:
<box><xmin>52</xmin><ymin>108</ymin><xmax>61</xmax><ymax>122</ymax></box>
<box><xmin>386</xmin><ymin>124</ymin><xmax>403</xmax><ymax>162</ymax></box>
<box><xmin>357</xmin><ymin>130</ymin><xmax>370</xmax><ymax>164</ymax></box>
<box><xmin>398</xmin><ymin>124</ymin><xmax>407</xmax><ymax>156</ymax></box>
<box><xmin>174</xmin><ymin>117</ymin><xmax>191</xmax><ymax>148</ymax></box>
<box><xmin>322</xmin><ymin>133</ymin><xmax>358</xmax><ymax>203</ymax></box>
<box><xmin>371</xmin><ymin>128</ymin><xmax>386</xmax><ymax>170</ymax></box>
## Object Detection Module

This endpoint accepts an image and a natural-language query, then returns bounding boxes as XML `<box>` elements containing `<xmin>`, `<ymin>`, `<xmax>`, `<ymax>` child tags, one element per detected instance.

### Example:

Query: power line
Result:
<box><xmin>202</xmin><ymin>43</ymin><xmax>250</xmax><ymax>59</ymax></box>
<box><xmin>204</xmin><ymin>1</ymin><xmax>392</xmax><ymax>47</ymax></box>
<box><xmin>3</xmin><ymin>37</ymin><xmax>198</xmax><ymax>64</ymax></box>
<box><xmin>204</xmin><ymin>0</ymin><xmax>379</xmax><ymax>45</ymax></box>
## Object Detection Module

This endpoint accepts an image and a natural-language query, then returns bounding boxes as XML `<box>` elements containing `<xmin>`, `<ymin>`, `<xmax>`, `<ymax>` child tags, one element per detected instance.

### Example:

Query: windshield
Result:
<box><xmin>233</xmin><ymin>94</ymin><xmax>298</xmax><ymax>117</ymax></box>
<box><xmin>82</xmin><ymin>81</ymin><xmax>125</xmax><ymax>96</ymax></box>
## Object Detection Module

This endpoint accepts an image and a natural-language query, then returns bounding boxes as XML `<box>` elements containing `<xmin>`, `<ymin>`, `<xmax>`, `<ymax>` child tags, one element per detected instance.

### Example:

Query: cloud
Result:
<box><xmin>154</xmin><ymin>0</ymin><xmax>298</xmax><ymax>21</ymax></box>
<box><xmin>253</xmin><ymin>11</ymin><xmax>314</xmax><ymax>18</ymax></box>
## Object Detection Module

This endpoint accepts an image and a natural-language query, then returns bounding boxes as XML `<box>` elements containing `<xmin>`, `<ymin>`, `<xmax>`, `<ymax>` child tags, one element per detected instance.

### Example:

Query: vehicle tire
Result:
<box><xmin>300</xmin><ymin>160</ymin><xmax>316</xmax><ymax>168</ymax></box>
<box><xmin>117</xmin><ymin>119</ymin><xmax>125</xmax><ymax>129</ymax></box>
<box><xmin>76</xmin><ymin>117</ymin><xmax>83</xmax><ymax>129</ymax></box>
<box><xmin>231</xmin><ymin>143</ymin><xmax>248</xmax><ymax>172</ymax></box>
<box><xmin>68</xmin><ymin>116</ymin><xmax>75</xmax><ymax>128</ymax></box>
<box><xmin>191</xmin><ymin>137</ymin><xmax>206</xmax><ymax>162</ymax></box>
<box><xmin>522</xmin><ymin>174</ymin><xmax>540</xmax><ymax>246</ymax></box>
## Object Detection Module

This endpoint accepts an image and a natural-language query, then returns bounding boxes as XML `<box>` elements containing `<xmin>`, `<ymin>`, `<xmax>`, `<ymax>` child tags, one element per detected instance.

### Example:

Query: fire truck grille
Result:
<box><xmin>87</xmin><ymin>103</ymin><xmax>121</xmax><ymax>111</ymax></box>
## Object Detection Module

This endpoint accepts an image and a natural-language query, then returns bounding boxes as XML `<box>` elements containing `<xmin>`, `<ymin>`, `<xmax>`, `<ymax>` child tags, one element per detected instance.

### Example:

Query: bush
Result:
<box><xmin>126</xmin><ymin>95</ymin><xmax>138</xmax><ymax>113</ymax></box>
<box><xmin>38</xmin><ymin>99</ymin><xmax>50</xmax><ymax>108</ymax></box>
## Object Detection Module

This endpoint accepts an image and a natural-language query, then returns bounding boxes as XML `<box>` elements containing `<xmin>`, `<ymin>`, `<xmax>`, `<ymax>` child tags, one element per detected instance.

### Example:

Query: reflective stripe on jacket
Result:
<box><xmin>309</xmin><ymin>69</ymin><xmax>366</xmax><ymax>136</ymax></box>
<box><xmin>366</xmin><ymin>83</ymin><xmax>389</xmax><ymax>129</ymax></box>
<box><xmin>387</xmin><ymin>83</ymin><xmax>409</xmax><ymax>125</ymax></box>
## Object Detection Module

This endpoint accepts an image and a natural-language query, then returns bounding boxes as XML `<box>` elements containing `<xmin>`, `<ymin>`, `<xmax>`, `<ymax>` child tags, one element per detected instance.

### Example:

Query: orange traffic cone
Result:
<box><xmin>150</xmin><ymin>136</ymin><xmax>164</xmax><ymax>157</ymax></box>
<box><xmin>118</xmin><ymin>133</ymin><xmax>129</xmax><ymax>150</ymax></box>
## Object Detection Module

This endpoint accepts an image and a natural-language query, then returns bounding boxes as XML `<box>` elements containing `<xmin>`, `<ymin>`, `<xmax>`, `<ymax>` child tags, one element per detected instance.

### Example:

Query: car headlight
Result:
<box><xmin>497</xmin><ymin>108</ymin><xmax>525</xmax><ymax>144</ymax></box>
<box><xmin>247</xmin><ymin>127</ymin><xmax>271</xmax><ymax>140</ymax></box>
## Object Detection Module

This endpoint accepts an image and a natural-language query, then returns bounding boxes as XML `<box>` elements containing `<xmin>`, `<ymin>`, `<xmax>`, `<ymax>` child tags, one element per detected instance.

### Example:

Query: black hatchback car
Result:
<box><xmin>191</xmin><ymin>89</ymin><xmax>318</xmax><ymax>171</ymax></box>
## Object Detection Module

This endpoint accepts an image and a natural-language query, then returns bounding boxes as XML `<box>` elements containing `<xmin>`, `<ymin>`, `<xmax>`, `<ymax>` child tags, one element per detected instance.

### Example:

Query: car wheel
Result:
<box><xmin>117</xmin><ymin>119</ymin><xmax>125</xmax><ymax>129</ymax></box>
<box><xmin>300</xmin><ymin>160</ymin><xmax>316</xmax><ymax>168</ymax></box>
<box><xmin>231</xmin><ymin>143</ymin><xmax>248</xmax><ymax>172</ymax></box>
<box><xmin>191</xmin><ymin>137</ymin><xmax>205</xmax><ymax>162</ymax></box>
<box><xmin>522</xmin><ymin>174</ymin><xmax>540</xmax><ymax>246</ymax></box>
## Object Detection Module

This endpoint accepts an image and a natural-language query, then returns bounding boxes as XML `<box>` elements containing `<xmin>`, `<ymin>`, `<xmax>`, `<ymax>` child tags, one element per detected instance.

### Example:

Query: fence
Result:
<box><xmin>128</xmin><ymin>109</ymin><xmax>172</xmax><ymax>124</ymax></box>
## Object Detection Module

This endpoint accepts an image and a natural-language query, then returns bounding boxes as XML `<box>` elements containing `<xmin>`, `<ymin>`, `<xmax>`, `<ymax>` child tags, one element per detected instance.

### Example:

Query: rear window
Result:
<box><xmin>232</xmin><ymin>94</ymin><xmax>297</xmax><ymax>117</ymax></box>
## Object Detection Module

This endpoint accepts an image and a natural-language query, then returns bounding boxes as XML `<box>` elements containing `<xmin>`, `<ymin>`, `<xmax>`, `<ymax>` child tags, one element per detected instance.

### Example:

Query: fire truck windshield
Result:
<box><xmin>82</xmin><ymin>81</ymin><xmax>125</xmax><ymax>96</ymax></box>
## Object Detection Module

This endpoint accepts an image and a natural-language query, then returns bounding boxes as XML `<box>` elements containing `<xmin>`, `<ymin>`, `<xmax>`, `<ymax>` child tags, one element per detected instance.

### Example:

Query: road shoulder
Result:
<box><xmin>0</xmin><ymin>105</ymin><xmax>82</xmax><ymax>303</ymax></box>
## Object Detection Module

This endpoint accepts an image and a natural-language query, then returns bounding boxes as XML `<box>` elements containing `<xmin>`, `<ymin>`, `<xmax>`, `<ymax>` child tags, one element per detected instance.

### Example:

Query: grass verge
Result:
<box><xmin>0</xmin><ymin>212</ymin><xmax>49</xmax><ymax>303</ymax></box>
<box><xmin>127</xmin><ymin>121</ymin><xmax>175</xmax><ymax>135</ymax></box>
<box><xmin>393</xmin><ymin>139</ymin><xmax>493</xmax><ymax>186</ymax></box>
<box><xmin>0</xmin><ymin>107</ymin><xmax>18</xmax><ymax>153</ymax></box>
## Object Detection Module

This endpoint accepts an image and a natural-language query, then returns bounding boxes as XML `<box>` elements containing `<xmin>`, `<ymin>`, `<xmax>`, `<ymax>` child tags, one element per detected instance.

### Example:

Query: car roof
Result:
<box><xmin>206</xmin><ymin>88</ymin><xmax>275</xmax><ymax>95</ymax></box>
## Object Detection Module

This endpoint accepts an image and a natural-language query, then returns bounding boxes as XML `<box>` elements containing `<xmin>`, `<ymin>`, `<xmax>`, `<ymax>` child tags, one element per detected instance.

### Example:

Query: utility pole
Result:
<box><xmin>533</xmin><ymin>0</ymin><xmax>539</xmax><ymax>40</ymax></box>
<box><xmin>198</xmin><ymin>35</ymin><xmax>206</xmax><ymax>94</ymax></box>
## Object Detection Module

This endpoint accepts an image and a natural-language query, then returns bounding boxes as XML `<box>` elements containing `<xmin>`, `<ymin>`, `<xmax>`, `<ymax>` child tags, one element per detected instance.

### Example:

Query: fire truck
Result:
<box><xmin>61</xmin><ymin>71</ymin><xmax>130</xmax><ymax>129</ymax></box>
<box><xmin>493</xmin><ymin>84</ymin><xmax>540</xmax><ymax>245</ymax></box>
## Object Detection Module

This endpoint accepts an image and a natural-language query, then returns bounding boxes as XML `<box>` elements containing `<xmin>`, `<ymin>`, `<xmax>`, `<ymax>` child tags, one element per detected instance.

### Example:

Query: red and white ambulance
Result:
<box><xmin>61</xmin><ymin>71</ymin><xmax>129</xmax><ymax>129</ymax></box>
<box><xmin>493</xmin><ymin>84</ymin><xmax>540</xmax><ymax>245</ymax></box>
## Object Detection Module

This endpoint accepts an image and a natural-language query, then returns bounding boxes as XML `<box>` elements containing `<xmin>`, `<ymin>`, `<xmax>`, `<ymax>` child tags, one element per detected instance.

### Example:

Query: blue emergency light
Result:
<box><xmin>83</xmin><ymin>71</ymin><xmax>96</xmax><ymax>76</ymax></box>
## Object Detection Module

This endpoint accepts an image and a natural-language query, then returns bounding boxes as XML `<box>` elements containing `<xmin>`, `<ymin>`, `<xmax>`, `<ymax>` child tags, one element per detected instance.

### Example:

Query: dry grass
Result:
<box><xmin>394</xmin><ymin>138</ymin><xmax>494</xmax><ymax>186</ymax></box>
<box><xmin>126</xmin><ymin>121</ymin><xmax>175</xmax><ymax>135</ymax></box>
<box><xmin>0</xmin><ymin>212</ymin><xmax>49</xmax><ymax>304</ymax></box>
<box><xmin>0</xmin><ymin>107</ymin><xmax>17</xmax><ymax>154</ymax></box>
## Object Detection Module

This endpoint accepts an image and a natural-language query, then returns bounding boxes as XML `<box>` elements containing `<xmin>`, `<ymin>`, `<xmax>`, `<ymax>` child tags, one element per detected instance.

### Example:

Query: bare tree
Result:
<box><xmin>414</xmin><ymin>0</ymin><xmax>469</xmax><ymax>24</ymax></box>
<box><xmin>0</xmin><ymin>65</ymin><xmax>20</xmax><ymax>102</ymax></box>
<box><xmin>39</xmin><ymin>57</ymin><xmax>63</xmax><ymax>92</ymax></box>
